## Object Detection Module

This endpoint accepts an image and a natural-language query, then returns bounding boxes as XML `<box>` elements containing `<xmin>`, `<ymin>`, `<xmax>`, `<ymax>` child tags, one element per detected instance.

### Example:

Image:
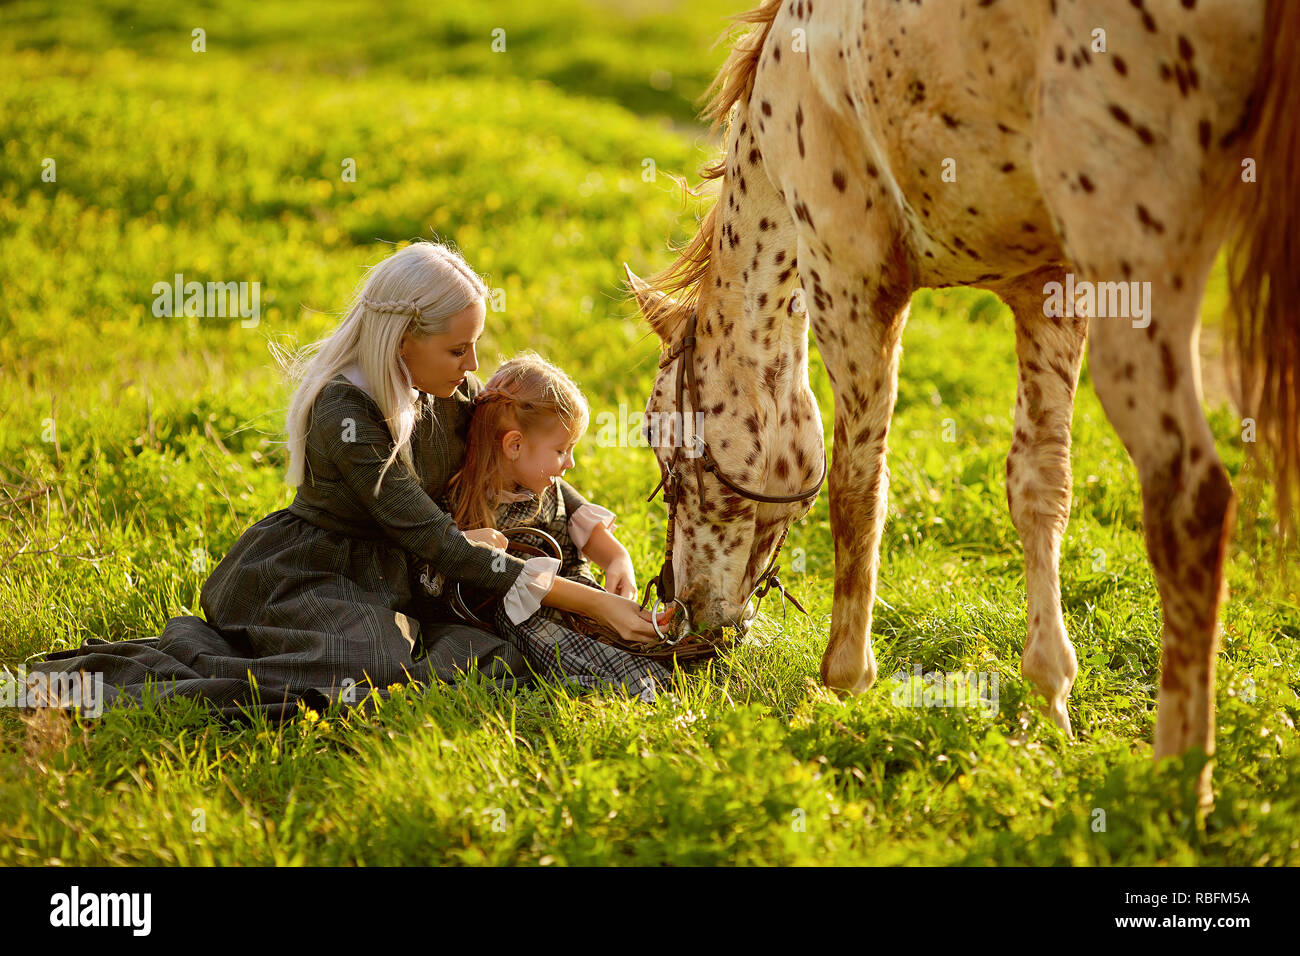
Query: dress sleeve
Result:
<box><xmin>556</xmin><ymin>476</ymin><xmax>590</xmax><ymax>520</ymax></box>
<box><xmin>501</xmin><ymin>555</ymin><xmax>561</xmax><ymax>624</ymax></box>
<box><xmin>569</xmin><ymin>503</ymin><xmax>617</xmax><ymax>556</ymax></box>
<box><xmin>310</xmin><ymin>382</ymin><xmax>528</xmax><ymax>599</ymax></box>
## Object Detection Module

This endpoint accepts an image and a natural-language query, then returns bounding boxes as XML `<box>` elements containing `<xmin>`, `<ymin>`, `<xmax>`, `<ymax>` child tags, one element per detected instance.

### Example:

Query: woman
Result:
<box><xmin>24</xmin><ymin>241</ymin><xmax>668</xmax><ymax>721</ymax></box>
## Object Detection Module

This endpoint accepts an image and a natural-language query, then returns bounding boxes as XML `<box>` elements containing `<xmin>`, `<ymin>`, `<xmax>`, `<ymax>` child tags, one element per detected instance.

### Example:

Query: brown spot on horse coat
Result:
<box><xmin>1160</xmin><ymin>342</ymin><xmax>1179</xmax><ymax>389</ymax></box>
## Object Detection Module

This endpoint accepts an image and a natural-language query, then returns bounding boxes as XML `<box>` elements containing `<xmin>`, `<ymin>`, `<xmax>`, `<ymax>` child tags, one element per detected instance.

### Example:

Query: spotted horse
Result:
<box><xmin>624</xmin><ymin>0</ymin><xmax>1298</xmax><ymax>803</ymax></box>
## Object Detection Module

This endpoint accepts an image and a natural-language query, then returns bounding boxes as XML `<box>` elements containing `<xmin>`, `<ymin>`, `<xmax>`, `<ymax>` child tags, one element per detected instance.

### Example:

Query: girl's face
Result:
<box><xmin>398</xmin><ymin>299</ymin><xmax>485</xmax><ymax>398</ymax></box>
<box><xmin>503</xmin><ymin>416</ymin><xmax>580</xmax><ymax>495</ymax></box>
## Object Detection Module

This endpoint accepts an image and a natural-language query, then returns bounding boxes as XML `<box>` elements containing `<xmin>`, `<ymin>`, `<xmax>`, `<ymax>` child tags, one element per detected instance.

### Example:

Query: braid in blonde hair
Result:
<box><xmin>361</xmin><ymin>296</ymin><xmax>423</xmax><ymax>321</ymax></box>
<box><xmin>472</xmin><ymin>389</ymin><xmax>537</xmax><ymax>413</ymax></box>
<box><xmin>470</xmin><ymin>388</ymin><xmax>512</xmax><ymax>408</ymax></box>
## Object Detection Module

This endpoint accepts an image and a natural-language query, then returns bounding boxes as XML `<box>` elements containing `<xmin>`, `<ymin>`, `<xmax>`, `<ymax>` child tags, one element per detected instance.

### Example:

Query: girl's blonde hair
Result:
<box><xmin>276</xmin><ymin>240</ymin><xmax>488</xmax><ymax>495</ymax></box>
<box><xmin>446</xmin><ymin>351</ymin><xmax>589</xmax><ymax>531</ymax></box>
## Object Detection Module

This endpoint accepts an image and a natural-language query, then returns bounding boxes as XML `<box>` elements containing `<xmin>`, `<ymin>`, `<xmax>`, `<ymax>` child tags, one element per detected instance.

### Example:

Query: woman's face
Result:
<box><xmin>398</xmin><ymin>299</ymin><xmax>485</xmax><ymax>398</ymax></box>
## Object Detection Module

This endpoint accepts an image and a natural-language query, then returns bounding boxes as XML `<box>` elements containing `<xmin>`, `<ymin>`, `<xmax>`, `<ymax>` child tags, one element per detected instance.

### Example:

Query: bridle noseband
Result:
<box><xmin>640</xmin><ymin>307</ymin><xmax>827</xmax><ymax>642</ymax></box>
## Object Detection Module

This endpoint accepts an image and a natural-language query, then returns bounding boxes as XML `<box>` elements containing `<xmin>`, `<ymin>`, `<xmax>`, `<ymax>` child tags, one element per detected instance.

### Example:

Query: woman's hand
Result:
<box><xmin>464</xmin><ymin>527</ymin><xmax>508</xmax><ymax>549</ymax></box>
<box><xmin>541</xmin><ymin>576</ymin><xmax>673</xmax><ymax>644</ymax></box>
<box><xmin>602</xmin><ymin>551</ymin><xmax>637</xmax><ymax>600</ymax></box>
<box><xmin>594</xmin><ymin>593</ymin><xmax>674</xmax><ymax>645</ymax></box>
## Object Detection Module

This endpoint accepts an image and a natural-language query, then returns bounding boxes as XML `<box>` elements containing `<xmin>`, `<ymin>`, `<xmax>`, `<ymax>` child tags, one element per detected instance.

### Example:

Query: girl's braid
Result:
<box><xmin>472</xmin><ymin>388</ymin><xmax>537</xmax><ymax>412</ymax></box>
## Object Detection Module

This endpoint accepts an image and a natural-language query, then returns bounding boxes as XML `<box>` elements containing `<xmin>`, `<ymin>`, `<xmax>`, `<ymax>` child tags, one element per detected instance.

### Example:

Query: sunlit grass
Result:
<box><xmin>0</xmin><ymin>2</ymin><xmax>1296</xmax><ymax>866</ymax></box>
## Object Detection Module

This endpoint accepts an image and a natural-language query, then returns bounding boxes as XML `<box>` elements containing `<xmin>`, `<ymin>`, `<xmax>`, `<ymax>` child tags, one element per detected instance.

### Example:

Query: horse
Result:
<box><xmin>622</xmin><ymin>0</ymin><xmax>1298</xmax><ymax>803</ymax></box>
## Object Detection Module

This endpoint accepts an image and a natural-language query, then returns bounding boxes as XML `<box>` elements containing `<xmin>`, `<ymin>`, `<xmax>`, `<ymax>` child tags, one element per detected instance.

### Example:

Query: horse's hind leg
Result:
<box><xmin>1033</xmin><ymin>21</ymin><xmax>1244</xmax><ymax>797</ymax></box>
<box><xmin>993</xmin><ymin>270</ymin><xmax>1088</xmax><ymax>735</ymax></box>
<box><xmin>1088</xmin><ymin>266</ymin><xmax>1231</xmax><ymax>781</ymax></box>
<box><xmin>1027</xmin><ymin>2</ymin><xmax>1266</xmax><ymax>810</ymax></box>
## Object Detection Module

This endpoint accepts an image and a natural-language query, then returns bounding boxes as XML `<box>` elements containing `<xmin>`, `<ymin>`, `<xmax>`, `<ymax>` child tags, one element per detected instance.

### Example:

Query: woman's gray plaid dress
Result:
<box><xmin>21</xmin><ymin>371</ymin><xmax>588</xmax><ymax>720</ymax></box>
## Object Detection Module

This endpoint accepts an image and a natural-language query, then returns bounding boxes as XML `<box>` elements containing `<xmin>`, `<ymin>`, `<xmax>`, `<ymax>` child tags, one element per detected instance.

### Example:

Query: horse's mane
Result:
<box><xmin>635</xmin><ymin>0</ymin><xmax>784</xmax><ymax>342</ymax></box>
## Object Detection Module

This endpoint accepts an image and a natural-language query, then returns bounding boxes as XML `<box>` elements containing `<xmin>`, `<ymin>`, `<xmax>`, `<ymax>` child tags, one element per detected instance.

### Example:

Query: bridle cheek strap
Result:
<box><xmin>642</xmin><ymin>308</ymin><xmax>827</xmax><ymax>627</ymax></box>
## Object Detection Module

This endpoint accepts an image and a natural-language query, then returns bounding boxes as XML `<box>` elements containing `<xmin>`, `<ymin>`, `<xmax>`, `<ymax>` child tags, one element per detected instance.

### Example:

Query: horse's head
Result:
<box><xmin>624</xmin><ymin>263</ymin><xmax>825</xmax><ymax>639</ymax></box>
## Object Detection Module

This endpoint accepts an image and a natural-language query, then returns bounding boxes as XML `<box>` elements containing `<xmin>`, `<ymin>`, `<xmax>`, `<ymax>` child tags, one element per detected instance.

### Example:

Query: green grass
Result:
<box><xmin>0</xmin><ymin>0</ymin><xmax>745</xmax><ymax>127</ymax></box>
<box><xmin>1</xmin><ymin>1</ymin><xmax>1297</xmax><ymax>866</ymax></box>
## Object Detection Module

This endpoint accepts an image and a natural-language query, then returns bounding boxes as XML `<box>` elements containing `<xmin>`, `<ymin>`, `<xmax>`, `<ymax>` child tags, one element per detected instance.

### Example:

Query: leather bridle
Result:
<box><xmin>640</xmin><ymin>307</ymin><xmax>827</xmax><ymax>642</ymax></box>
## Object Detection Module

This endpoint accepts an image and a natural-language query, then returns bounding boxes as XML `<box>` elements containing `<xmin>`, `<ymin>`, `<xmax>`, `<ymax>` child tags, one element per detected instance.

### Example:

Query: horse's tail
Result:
<box><xmin>1218</xmin><ymin>0</ymin><xmax>1300</xmax><ymax>541</ymax></box>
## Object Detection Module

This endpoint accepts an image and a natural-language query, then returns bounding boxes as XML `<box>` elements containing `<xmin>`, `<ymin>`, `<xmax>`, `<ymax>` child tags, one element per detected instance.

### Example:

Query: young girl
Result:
<box><xmin>424</xmin><ymin>352</ymin><xmax>675</xmax><ymax>702</ymax></box>
<box><xmin>22</xmin><ymin>240</ymin><xmax>666</xmax><ymax>719</ymax></box>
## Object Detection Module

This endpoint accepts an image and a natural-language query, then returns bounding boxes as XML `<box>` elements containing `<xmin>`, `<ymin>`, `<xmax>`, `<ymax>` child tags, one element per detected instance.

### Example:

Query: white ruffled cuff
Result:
<box><xmin>502</xmin><ymin>555</ymin><xmax>561</xmax><ymax>625</ymax></box>
<box><xmin>569</xmin><ymin>503</ymin><xmax>617</xmax><ymax>555</ymax></box>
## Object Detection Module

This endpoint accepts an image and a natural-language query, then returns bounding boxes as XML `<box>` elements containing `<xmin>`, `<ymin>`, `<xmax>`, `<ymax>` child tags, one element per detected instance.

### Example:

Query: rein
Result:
<box><xmin>640</xmin><ymin>308</ymin><xmax>827</xmax><ymax>642</ymax></box>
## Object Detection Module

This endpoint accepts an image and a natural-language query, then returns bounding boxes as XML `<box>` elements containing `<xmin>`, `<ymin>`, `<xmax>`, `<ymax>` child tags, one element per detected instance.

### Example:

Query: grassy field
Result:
<box><xmin>0</xmin><ymin>1</ymin><xmax>1296</xmax><ymax>866</ymax></box>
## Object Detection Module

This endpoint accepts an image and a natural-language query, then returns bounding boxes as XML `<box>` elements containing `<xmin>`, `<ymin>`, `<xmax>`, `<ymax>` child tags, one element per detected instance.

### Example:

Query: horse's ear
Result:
<box><xmin>623</xmin><ymin>263</ymin><xmax>678</xmax><ymax>342</ymax></box>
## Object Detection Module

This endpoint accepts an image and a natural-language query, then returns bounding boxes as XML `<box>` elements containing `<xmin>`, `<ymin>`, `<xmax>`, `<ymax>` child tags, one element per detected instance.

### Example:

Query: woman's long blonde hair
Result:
<box><xmin>275</xmin><ymin>240</ymin><xmax>488</xmax><ymax>495</ymax></box>
<box><xmin>446</xmin><ymin>351</ymin><xmax>589</xmax><ymax>531</ymax></box>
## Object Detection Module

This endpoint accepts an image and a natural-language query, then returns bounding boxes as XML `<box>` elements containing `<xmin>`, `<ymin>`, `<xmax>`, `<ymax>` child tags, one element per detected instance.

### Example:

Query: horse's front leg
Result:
<box><xmin>800</xmin><ymin>233</ymin><xmax>912</xmax><ymax>695</ymax></box>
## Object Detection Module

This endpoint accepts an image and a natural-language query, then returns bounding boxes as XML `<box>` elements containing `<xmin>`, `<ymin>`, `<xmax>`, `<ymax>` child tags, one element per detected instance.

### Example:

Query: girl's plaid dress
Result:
<box><xmin>419</xmin><ymin>478</ymin><xmax>675</xmax><ymax>703</ymax></box>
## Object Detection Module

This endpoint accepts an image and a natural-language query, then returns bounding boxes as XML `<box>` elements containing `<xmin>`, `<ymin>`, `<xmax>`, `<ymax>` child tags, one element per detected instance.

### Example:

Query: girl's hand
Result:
<box><xmin>602</xmin><ymin>552</ymin><xmax>638</xmax><ymax>600</ymax></box>
<box><xmin>464</xmin><ymin>527</ymin><xmax>508</xmax><ymax>549</ymax></box>
<box><xmin>595</xmin><ymin>593</ymin><xmax>674</xmax><ymax>645</ymax></box>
